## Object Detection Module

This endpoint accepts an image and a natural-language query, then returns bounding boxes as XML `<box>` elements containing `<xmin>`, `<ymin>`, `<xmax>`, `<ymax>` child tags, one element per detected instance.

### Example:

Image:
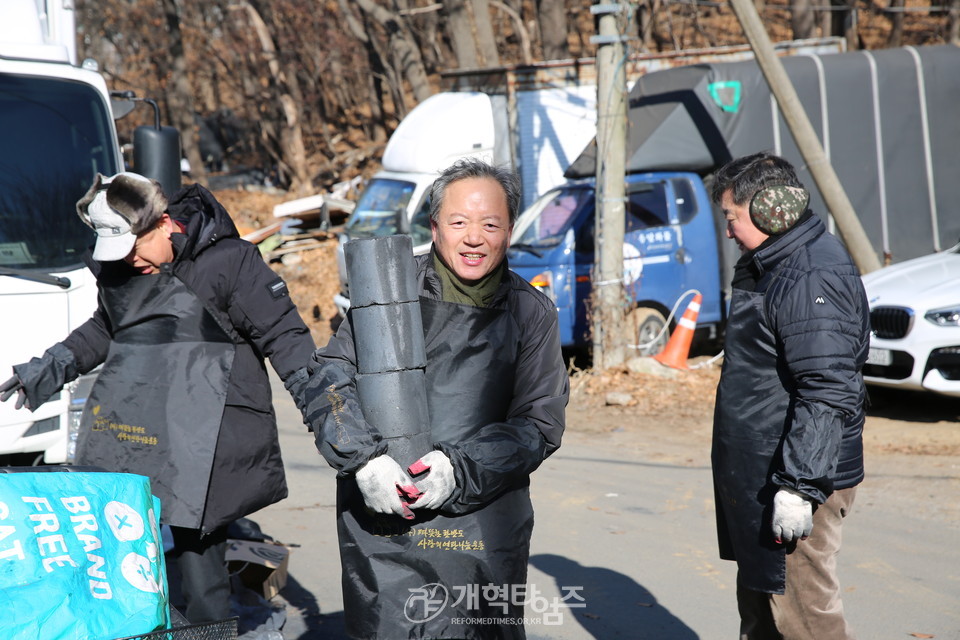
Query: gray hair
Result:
<box><xmin>710</xmin><ymin>151</ymin><xmax>803</xmax><ymax>206</ymax></box>
<box><xmin>428</xmin><ymin>158</ymin><xmax>521</xmax><ymax>225</ymax></box>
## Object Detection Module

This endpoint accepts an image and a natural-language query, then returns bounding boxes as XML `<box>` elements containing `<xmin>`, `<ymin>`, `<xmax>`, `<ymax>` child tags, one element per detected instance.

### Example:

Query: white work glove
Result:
<box><xmin>408</xmin><ymin>450</ymin><xmax>456</xmax><ymax>510</ymax></box>
<box><xmin>0</xmin><ymin>375</ymin><xmax>28</xmax><ymax>410</ymax></box>
<box><xmin>355</xmin><ymin>455</ymin><xmax>417</xmax><ymax>520</ymax></box>
<box><xmin>772</xmin><ymin>487</ymin><xmax>814</xmax><ymax>544</ymax></box>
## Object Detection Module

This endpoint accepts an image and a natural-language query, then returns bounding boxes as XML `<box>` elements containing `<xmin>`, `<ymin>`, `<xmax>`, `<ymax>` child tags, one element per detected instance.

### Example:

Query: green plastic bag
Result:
<box><xmin>0</xmin><ymin>471</ymin><xmax>169</xmax><ymax>639</ymax></box>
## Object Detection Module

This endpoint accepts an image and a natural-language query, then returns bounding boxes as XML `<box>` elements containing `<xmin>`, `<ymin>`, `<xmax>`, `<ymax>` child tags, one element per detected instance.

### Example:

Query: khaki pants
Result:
<box><xmin>737</xmin><ymin>487</ymin><xmax>857</xmax><ymax>640</ymax></box>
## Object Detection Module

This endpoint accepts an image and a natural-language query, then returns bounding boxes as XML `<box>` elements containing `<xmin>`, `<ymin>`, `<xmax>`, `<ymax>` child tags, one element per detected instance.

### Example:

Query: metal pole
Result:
<box><xmin>591</xmin><ymin>1</ymin><xmax>629</xmax><ymax>369</ymax></box>
<box><xmin>728</xmin><ymin>0</ymin><xmax>882</xmax><ymax>274</ymax></box>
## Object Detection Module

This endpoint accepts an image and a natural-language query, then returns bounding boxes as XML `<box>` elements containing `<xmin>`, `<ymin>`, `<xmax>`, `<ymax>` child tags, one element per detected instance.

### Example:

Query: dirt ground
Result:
<box><xmin>215</xmin><ymin>187</ymin><xmax>960</xmax><ymax>465</ymax></box>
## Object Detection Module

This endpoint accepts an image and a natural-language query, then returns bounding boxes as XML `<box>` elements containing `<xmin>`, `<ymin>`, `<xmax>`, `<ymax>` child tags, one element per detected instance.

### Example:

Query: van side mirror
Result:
<box><xmin>134</xmin><ymin>125</ymin><xmax>182</xmax><ymax>198</ymax></box>
<box><xmin>395</xmin><ymin>206</ymin><xmax>410</xmax><ymax>234</ymax></box>
<box><xmin>130</xmin><ymin>97</ymin><xmax>182</xmax><ymax>198</ymax></box>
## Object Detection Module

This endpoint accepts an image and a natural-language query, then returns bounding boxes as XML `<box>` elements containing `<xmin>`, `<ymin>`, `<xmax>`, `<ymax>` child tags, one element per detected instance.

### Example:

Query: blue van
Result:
<box><xmin>507</xmin><ymin>171</ymin><xmax>730</xmax><ymax>354</ymax></box>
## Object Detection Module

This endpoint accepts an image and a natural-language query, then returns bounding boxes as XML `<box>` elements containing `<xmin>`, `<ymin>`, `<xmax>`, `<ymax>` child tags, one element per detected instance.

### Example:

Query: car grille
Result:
<box><xmin>870</xmin><ymin>306</ymin><xmax>913</xmax><ymax>339</ymax></box>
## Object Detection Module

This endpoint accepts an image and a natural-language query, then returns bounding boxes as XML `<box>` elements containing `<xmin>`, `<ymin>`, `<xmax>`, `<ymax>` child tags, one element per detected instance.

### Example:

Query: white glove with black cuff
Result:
<box><xmin>772</xmin><ymin>486</ymin><xmax>814</xmax><ymax>543</ymax></box>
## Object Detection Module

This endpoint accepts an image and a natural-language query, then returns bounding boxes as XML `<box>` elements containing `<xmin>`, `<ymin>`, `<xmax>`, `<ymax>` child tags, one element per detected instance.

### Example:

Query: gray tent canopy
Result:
<box><xmin>567</xmin><ymin>45</ymin><xmax>960</xmax><ymax>263</ymax></box>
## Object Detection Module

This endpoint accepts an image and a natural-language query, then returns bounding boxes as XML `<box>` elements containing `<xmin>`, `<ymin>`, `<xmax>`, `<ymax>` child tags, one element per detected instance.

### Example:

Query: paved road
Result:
<box><xmin>251</xmin><ymin>372</ymin><xmax>960</xmax><ymax>639</ymax></box>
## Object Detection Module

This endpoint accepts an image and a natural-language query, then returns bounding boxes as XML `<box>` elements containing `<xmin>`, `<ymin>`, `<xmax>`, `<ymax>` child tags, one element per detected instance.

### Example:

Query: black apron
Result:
<box><xmin>76</xmin><ymin>271</ymin><xmax>235</xmax><ymax>530</ymax></box>
<box><xmin>338</xmin><ymin>297</ymin><xmax>531</xmax><ymax>640</ymax></box>
<box><xmin>713</xmin><ymin>287</ymin><xmax>788</xmax><ymax>593</ymax></box>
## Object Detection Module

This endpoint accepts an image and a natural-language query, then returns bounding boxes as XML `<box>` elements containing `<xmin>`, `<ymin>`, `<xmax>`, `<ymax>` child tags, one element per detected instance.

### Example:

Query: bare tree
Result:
<box><xmin>536</xmin><ymin>0</ymin><xmax>569</xmax><ymax>61</ymax></box>
<box><xmin>790</xmin><ymin>0</ymin><xmax>817</xmax><ymax>40</ymax></box>
<box><xmin>471</xmin><ymin>0</ymin><xmax>501</xmax><ymax>67</ymax></box>
<box><xmin>444</xmin><ymin>0</ymin><xmax>481</xmax><ymax>69</ymax></box>
<box><xmin>78</xmin><ymin>0</ymin><xmax>945</xmax><ymax>201</ymax></box>
<box><xmin>194</xmin><ymin>3</ymin><xmax>227</xmax><ymax>113</ymax></box>
<box><xmin>490</xmin><ymin>1</ymin><xmax>532</xmax><ymax>64</ymax></box>
<box><xmin>353</xmin><ymin>0</ymin><xmax>433</xmax><ymax>104</ymax></box>
<box><xmin>78</xmin><ymin>0</ymin><xmax>191</xmax><ymax>161</ymax></box>
<box><xmin>337</xmin><ymin>0</ymin><xmax>391</xmax><ymax>142</ymax></box>
<box><xmin>951</xmin><ymin>0</ymin><xmax>960</xmax><ymax>45</ymax></box>
<box><xmin>637</xmin><ymin>0</ymin><xmax>663</xmax><ymax>52</ymax></box>
<box><xmin>828</xmin><ymin>0</ymin><xmax>859</xmax><ymax>50</ymax></box>
<box><xmin>238</xmin><ymin>0</ymin><xmax>311</xmax><ymax>193</ymax></box>
<box><xmin>442</xmin><ymin>0</ymin><xmax>500</xmax><ymax>69</ymax></box>
<box><xmin>885</xmin><ymin>0</ymin><xmax>905</xmax><ymax>47</ymax></box>
<box><xmin>401</xmin><ymin>1</ymin><xmax>445</xmax><ymax>73</ymax></box>
<box><xmin>161</xmin><ymin>0</ymin><xmax>206</xmax><ymax>184</ymax></box>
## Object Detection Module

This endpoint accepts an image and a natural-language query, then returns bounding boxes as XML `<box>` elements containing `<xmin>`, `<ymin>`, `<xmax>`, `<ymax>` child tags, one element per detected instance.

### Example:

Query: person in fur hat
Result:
<box><xmin>0</xmin><ymin>172</ymin><xmax>315</xmax><ymax>623</ymax></box>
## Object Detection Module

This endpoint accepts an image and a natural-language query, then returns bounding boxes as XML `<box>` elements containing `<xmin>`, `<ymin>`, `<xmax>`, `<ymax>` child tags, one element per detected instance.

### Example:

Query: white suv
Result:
<box><xmin>861</xmin><ymin>242</ymin><xmax>960</xmax><ymax>397</ymax></box>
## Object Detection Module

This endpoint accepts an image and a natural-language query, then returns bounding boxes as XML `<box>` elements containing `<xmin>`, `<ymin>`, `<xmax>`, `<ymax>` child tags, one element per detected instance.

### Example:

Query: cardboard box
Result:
<box><xmin>225</xmin><ymin>539</ymin><xmax>290</xmax><ymax>599</ymax></box>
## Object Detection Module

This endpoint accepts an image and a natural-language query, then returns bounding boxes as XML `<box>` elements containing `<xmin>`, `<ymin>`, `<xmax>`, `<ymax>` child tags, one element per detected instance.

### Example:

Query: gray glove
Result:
<box><xmin>0</xmin><ymin>375</ymin><xmax>28</xmax><ymax>410</ymax></box>
<box><xmin>9</xmin><ymin>343</ymin><xmax>78</xmax><ymax>411</ymax></box>
<box><xmin>772</xmin><ymin>487</ymin><xmax>814</xmax><ymax>543</ymax></box>
<box><xmin>408</xmin><ymin>450</ymin><xmax>456</xmax><ymax>510</ymax></box>
<box><xmin>355</xmin><ymin>455</ymin><xmax>417</xmax><ymax>520</ymax></box>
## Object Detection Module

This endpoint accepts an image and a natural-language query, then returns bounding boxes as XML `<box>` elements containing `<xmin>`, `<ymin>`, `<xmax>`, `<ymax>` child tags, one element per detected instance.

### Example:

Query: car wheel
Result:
<box><xmin>626</xmin><ymin>307</ymin><xmax>669</xmax><ymax>356</ymax></box>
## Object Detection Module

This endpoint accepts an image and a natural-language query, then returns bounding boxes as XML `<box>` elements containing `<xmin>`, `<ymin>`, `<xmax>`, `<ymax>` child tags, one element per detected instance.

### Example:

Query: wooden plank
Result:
<box><xmin>273</xmin><ymin>194</ymin><xmax>355</xmax><ymax>218</ymax></box>
<box><xmin>241</xmin><ymin>220</ymin><xmax>283</xmax><ymax>244</ymax></box>
<box><xmin>277</xmin><ymin>230</ymin><xmax>336</xmax><ymax>242</ymax></box>
<box><xmin>264</xmin><ymin>239</ymin><xmax>329</xmax><ymax>260</ymax></box>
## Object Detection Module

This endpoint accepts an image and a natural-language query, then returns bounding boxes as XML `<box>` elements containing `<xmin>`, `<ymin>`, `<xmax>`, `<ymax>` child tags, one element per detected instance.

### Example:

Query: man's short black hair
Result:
<box><xmin>711</xmin><ymin>152</ymin><xmax>804</xmax><ymax>206</ymax></box>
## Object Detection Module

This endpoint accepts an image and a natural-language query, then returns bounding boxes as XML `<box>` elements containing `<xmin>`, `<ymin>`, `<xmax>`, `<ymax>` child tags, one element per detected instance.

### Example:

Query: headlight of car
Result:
<box><xmin>924</xmin><ymin>305</ymin><xmax>960</xmax><ymax>327</ymax></box>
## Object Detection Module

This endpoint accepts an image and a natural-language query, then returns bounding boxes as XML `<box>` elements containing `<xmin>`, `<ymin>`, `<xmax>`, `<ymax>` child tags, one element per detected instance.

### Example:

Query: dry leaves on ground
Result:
<box><xmin>571</xmin><ymin>361</ymin><xmax>720</xmax><ymax>418</ymax></box>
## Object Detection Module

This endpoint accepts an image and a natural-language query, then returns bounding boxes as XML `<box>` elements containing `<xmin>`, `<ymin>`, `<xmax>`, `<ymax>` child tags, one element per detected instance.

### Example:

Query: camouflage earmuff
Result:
<box><xmin>749</xmin><ymin>185</ymin><xmax>810</xmax><ymax>235</ymax></box>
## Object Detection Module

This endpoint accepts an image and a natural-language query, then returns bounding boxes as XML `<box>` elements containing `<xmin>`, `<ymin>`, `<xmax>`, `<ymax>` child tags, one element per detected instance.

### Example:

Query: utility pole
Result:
<box><xmin>728</xmin><ymin>0</ymin><xmax>882</xmax><ymax>274</ymax></box>
<box><xmin>591</xmin><ymin>1</ymin><xmax>629</xmax><ymax>369</ymax></box>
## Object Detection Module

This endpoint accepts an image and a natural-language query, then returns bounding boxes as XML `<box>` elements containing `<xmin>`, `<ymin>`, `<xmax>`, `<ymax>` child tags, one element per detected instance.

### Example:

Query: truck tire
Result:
<box><xmin>626</xmin><ymin>308</ymin><xmax>669</xmax><ymax>357</ymax></box>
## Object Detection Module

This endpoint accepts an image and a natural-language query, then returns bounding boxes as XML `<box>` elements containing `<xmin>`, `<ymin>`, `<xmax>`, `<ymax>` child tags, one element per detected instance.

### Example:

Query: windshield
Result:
<box><xmin>345</xmin><ymin>178</ymin><xmax>417</xmax><ymax>239</ymax></box>
<box><xmin>512</xmin><ymin>186</ymin><xmax>594</xmax><ymax>248</ymax></box>
<box><xmin>0</xmin><ymin>75</ymin><xmax>119</xmax><ymax>271</ymax></box>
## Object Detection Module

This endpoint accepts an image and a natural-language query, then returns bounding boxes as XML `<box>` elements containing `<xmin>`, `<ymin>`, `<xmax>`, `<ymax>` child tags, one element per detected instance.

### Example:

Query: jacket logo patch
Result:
<box><xmin>267</xmin><ymin>279</ymin><xmax>288</xmax><ymax>299</ymax></box>
<box><xmin>815</xmin><ymin>296</ymin><xmax>825</xmax><ymax>304</ymax></box>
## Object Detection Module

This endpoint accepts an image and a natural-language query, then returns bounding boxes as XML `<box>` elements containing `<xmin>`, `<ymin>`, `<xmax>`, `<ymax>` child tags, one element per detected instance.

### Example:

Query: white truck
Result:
<box><xmin>0</xmin><ymin>0</ymin><xmax>175</xmax><ymax>465</ymax></box>
<box><xmin>332</xmin><ymin>85</ymin><xmax>598</xmax><ymax>316</ymax></box>
<box><xmin>332</xmin><ymin>38</ymin><xmax>845</xmax><ymax>316</ymax></box>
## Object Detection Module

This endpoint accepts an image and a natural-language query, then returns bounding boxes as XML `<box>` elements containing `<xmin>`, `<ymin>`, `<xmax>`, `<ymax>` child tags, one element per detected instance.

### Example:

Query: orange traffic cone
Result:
<box><xmin>653</xmin><ymin>293</ymin><xmax>702</xmax><ymax>370</ymax></box>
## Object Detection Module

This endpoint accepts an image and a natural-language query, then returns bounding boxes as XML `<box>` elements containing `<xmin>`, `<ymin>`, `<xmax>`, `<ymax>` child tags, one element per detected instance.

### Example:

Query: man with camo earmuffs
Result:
<box><xmin>710</xmin><ymin>152</ymin><xmax>870</xmax><ymax>640</ymax></box>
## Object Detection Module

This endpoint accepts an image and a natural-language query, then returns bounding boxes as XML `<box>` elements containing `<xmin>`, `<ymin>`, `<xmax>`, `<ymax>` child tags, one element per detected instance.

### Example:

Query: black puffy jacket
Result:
<box><xmin>712</xmin><ymin>213</ymin><xmax>870</xmax><ymax>593</ymax></box>
<box><xmin>60</xmin><ymin>184</ymin><xmax>315</xmax><ymax>530</ymax></box>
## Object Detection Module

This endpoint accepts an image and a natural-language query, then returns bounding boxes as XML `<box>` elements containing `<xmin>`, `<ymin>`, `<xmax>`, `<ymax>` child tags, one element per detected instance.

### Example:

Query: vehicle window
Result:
<box><xmin>409</xmin><ymin>196</ymin><xmax>432</xmax><ymax>246</ymax></box>
<box><xmin>626</xmin><ymin>182</ymin><xmax>670</xmax><ymax>231</ymax></box>
<box><xmin>672</xmin><ymin>178</ymin><xmax>699</xmax><ymax>224</ymax></box>
<box><xmin>345</xmin><ymin>178</ymin><xmax>416</xmax><ymax>238</ymax></box>
<box><xmin>513</xmin><ymin>187</ymin><xmax>594</xmax><ymax>249</ymax></box>
<box><xmin>0</xmin><ymin>76</ymin><xmax>119</xmax><ymax>270</ymax></box>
